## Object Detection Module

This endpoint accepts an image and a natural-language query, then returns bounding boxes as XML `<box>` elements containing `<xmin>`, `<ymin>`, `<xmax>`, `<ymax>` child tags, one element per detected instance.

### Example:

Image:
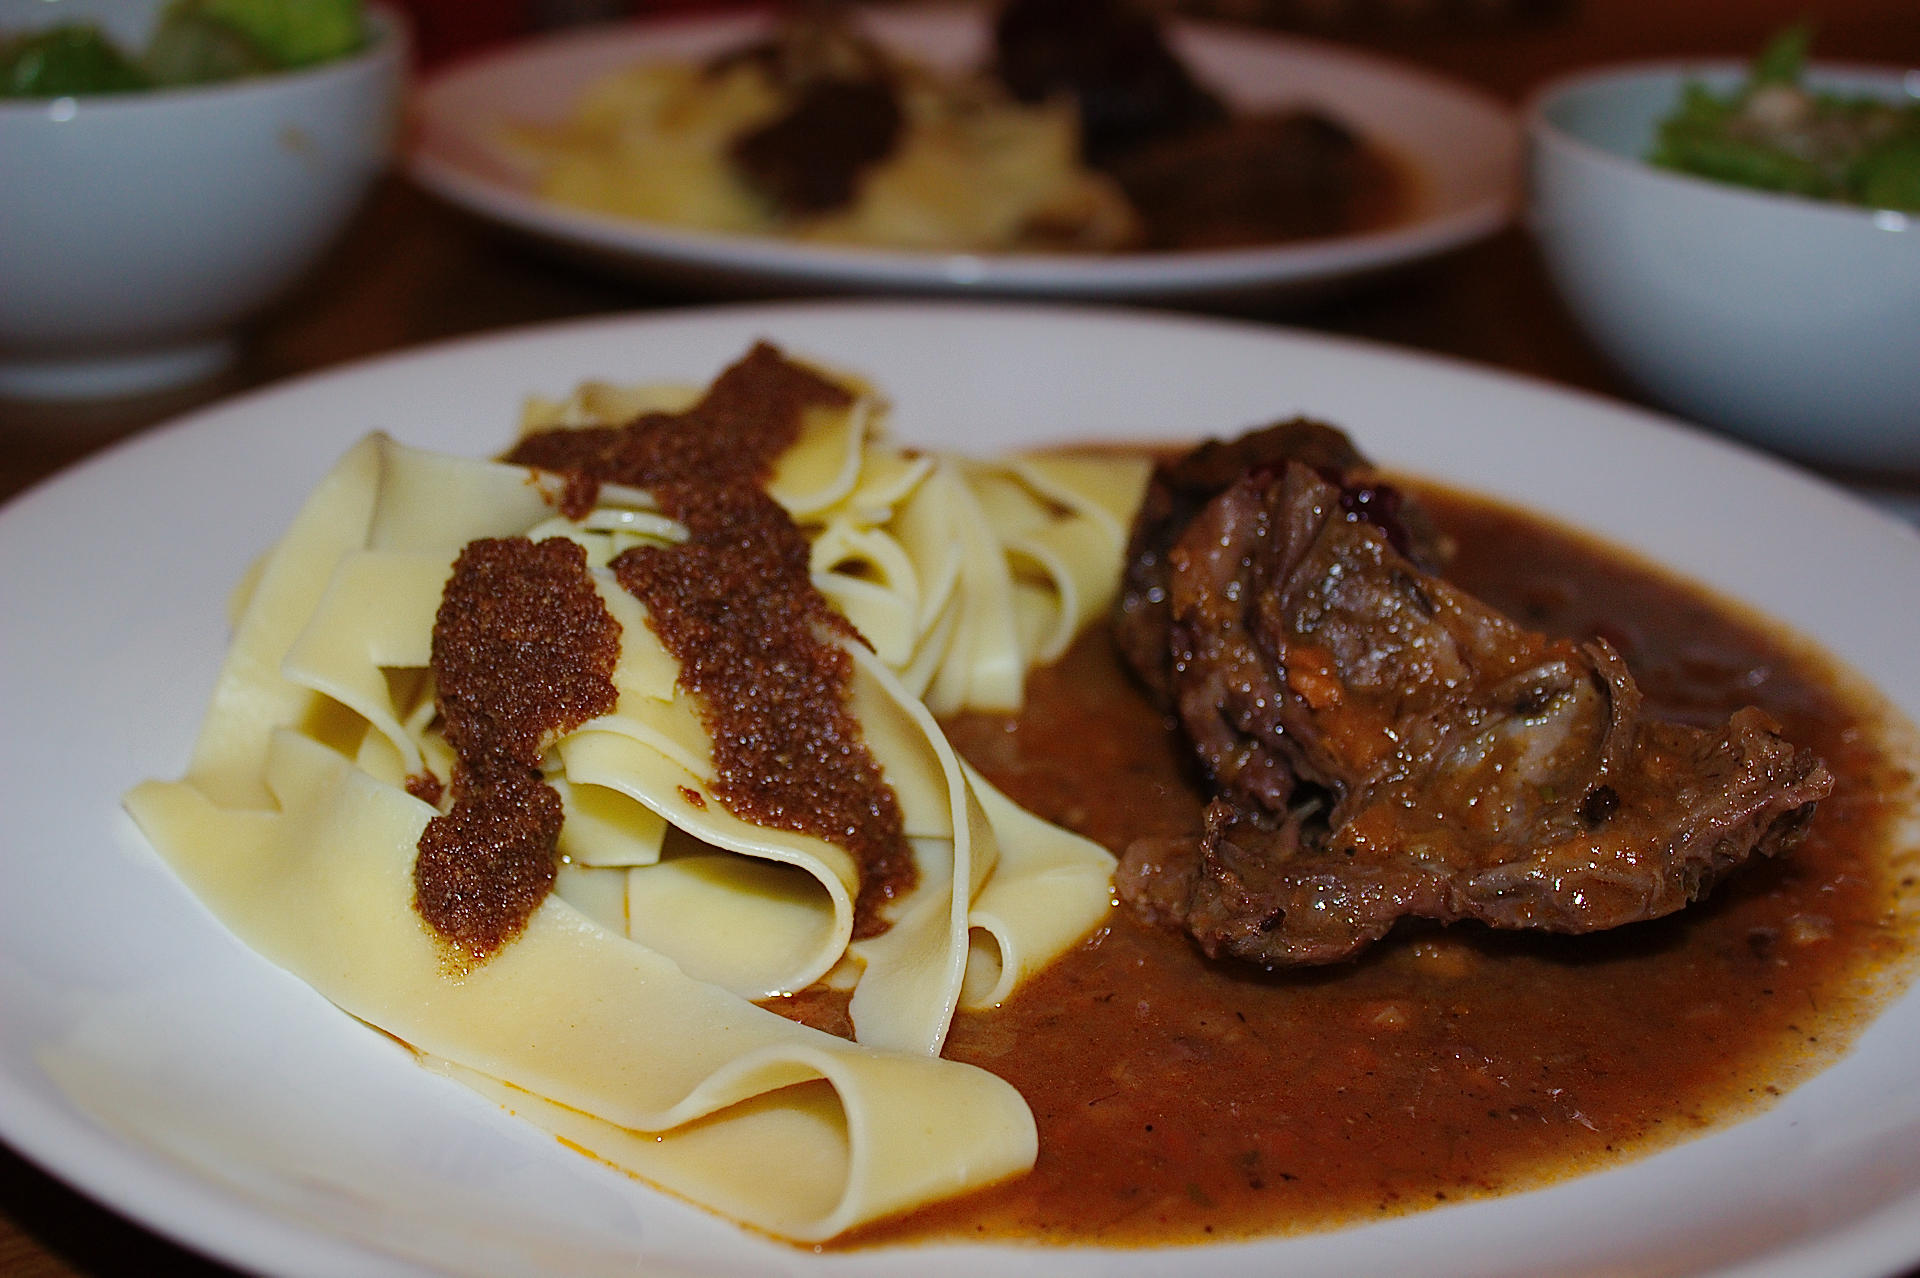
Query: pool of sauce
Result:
<box><xmin>846</xmin><ymin>481</ymin><xmax>1919</xmax><ymax>1248</ymax></box>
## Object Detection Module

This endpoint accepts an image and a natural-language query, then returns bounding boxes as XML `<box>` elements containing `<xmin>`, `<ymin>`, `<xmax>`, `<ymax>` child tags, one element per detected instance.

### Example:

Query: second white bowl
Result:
<box><xmin>1527</xmin><ymin>60</ymin><xmax>1920</xmax><ymax>473</ymax></box>
<box><xmin>0</xmin><ymin>2</ymin><xmax>406</xmax><ymax>400</ymax></box>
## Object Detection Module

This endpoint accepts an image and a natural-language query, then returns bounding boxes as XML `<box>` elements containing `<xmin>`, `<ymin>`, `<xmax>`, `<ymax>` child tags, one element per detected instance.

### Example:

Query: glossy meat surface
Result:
<box><xmin>1114</xmin><ymin>433</ymin><xmax>1833</xmax><ymax>964</ymax></box>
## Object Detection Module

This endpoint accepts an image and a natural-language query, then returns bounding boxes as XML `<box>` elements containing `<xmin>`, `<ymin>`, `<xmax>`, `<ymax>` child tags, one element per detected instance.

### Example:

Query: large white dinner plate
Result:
<box><xmin>405</xmin><ymin>5</ymin><xmax>1518</xmax><ymax>304</ymax></box>
<box><xmin>4</xmin><ymin>302</ymin><xmax>1920</xmax><ymax>1278</ymax></box>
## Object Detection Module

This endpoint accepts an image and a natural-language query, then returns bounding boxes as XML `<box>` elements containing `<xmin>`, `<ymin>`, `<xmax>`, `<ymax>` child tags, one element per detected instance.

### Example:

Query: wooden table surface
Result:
<box><xmin>3</xmin><ymin>1</ymin><xmax>1916</xmax><ymax>1273</ymax></box>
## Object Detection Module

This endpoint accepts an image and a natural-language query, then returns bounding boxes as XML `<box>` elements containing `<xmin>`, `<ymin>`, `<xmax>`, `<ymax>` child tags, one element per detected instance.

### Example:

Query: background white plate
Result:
<box><xmin>406</xmin><ymin>6</ymin><xmax>1519</xmax><ymax>304</ymax></box>
<box><xmin>4</xmin><ymin>302</ymin><xmax>1920</xmax><ymax>1278</ymax></box>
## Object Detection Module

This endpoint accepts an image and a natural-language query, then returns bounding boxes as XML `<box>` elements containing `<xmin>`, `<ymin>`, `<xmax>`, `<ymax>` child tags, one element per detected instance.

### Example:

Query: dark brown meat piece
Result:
<box><xmin>990</xmin><ymin>0</ymin><xmax>1226</xmax><ymax>164</ymax></box>
<box><xmin>1115</xmin><ymin>440</ymin><xmax>1832</xmax><ymax>965</ymax></box>
<box><xmin>1106</xmin><ymin>112</ymin><xmax>1372</xmax><ymax>250</ymax></box>
<box><xmin>732</xmin><ymin>79</ymin><xmax>902</xmax><ymax>216</ymax></box>
<box><xmin>1114</xmin><ymin>417</ymin><xmax>1445</xmax><ymax>719</ymax></box>
<box><xmin>717</xmin><ymin>8</ymin><xmax>904</xmax><ymax>218</ymax></box>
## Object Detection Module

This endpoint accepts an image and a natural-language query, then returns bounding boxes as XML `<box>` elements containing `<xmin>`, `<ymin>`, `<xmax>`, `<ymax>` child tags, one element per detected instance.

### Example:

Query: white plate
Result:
<box><xmin>5</xmin><ymin>302</ymin><xmax>1920</xmax><ymax>1278</ymax></box>
<box><xmin>405</xmin><ymin>6</ymin><xmax>1519</xmax><ymax>304</ymax></box>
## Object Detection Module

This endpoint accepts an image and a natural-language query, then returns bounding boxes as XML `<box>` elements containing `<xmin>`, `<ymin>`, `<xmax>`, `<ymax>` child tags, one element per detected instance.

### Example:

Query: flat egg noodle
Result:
<box><xmin>241</xmin><ymin>432</ymin><xmax>1002</xmax><ymax>1028</ymax></box>
<box><xmin>191</xmin><ymin>435</ymin><xmax>944</xmax><ymax>1024</ymax></box>
<box><xmin>913</xmin><ymin>462</ymin><xmax>1027</xmax><ymax>716</ymax></box>
<box><xmin>543</xmin><ymin>724</ymin><xmax>860</xmax><ymax>1002</ymax></box>
<box><xmin>126</xmin><ymin>367</ymin><xmax>1139</xmax><ymax>1235</ymax></box>
<box><xmin>512</xmin><ymin>373</ymin><xmax>1151</xmax><ymax>720</ymax></box>
<box><xmin>805</xmin><ymin>79</ymin><xmax>1111</xmax><ymax>252</ymax></box>
<box><xmin>765</xmin><ymin>393</ymin><xmax>874</xmax><ymax>517</ymax></box>
<box><xmin>958</xmin><ymin>762</ymin><xmax>1118</xmax><ymax>1009</ymax></box>
<box><xmin>499</xmin><ymin>371</ymin><xmax>1144</xmax><ymax>1020</ymax></box>
<box><xmin>505</xmin><ymin>61</ymin><xmax>778</xmax><ymax>237</ymax></box>
<box><xmin>128</xmin><ymin>731</ymin><xmax>1035</xmax><ymax>1242</ymax></box>
<box><xmin>184</xmin><ymin>435</ymin><xmax>382</xmax><ymax>809</ymax></box>
<box><xmin>127</xmin><ymin>432</ymin><xmax>1035</xmax><ymax>1237</ymax></box>
<box><xmin>962</xmin><ymin>458</ymin><xmax>1135</xmax><ymax>667</ymax></box>
<box><xmin>809</xmin><ymin>522</ymin><xmax>922</xmax><ymax>668</ymax></box>
<box><xmin>519</xmin><ymin>379</ymin><xmax>702</xmax><ymax>432</ymax></box>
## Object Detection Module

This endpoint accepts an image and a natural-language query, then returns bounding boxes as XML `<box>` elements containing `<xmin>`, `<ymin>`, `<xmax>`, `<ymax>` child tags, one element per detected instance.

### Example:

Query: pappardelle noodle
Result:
<box><xmin>125</xmin><ymin>344</ymin><xmax>1151</xmax><ymax>1241</ymax></box>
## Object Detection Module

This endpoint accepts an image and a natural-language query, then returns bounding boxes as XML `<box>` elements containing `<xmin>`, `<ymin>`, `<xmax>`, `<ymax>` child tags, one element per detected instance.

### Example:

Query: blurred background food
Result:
<box><xmin>502</xmin><ymin>5</ymin><xmax>1146</xmax><ymax>253</ymax></box>
<box><xmin>0</xmin><ymin>0</ymin><xmax>367</xmax><ymax>95</ymax></box>
<box><xmin>407</xmin><ymin>0</ymin><xmax>1518</xmax><ymax>305</ymax></box>
<box><xmin>1649</xmin><ymin>25</ymin><xmax>1920</xmax><ymax>210</ymax></box>
<box><xmin>497</xmin><ymin>0</ymin><xmax>1414</xmax><ymax>255</ymax></box>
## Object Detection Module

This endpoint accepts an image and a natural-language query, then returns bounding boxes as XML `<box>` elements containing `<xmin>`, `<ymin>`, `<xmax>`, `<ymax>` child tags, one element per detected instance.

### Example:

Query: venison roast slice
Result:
<box><xmin>1114</xmin><ymin>433</ymin><xmax>1832</xmax><ymax>966</ymax></box>
<box><xmin>1114</xmin><ymin>418</ymin><xmax>1444</xmax><ymax>707</ymax></box>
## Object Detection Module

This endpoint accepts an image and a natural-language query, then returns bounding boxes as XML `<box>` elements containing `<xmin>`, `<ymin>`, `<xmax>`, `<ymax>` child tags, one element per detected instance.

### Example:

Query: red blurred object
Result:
<box><xmin>396</xmin><ymin>0</ymin><xmax>746</xmax><ymax>68</ymax></box>
<box><xmin>394</xmin><ymin>0</ymin><xmax>534</xmax><ymax>67</ymax></box>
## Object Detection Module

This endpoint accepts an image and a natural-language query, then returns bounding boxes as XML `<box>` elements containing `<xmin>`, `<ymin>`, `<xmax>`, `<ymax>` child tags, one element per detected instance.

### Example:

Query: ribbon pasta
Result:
<box><xmin>126</xmin><ymin>354</ymin><xmax>1151</xmax><ymax>1240</ymax></box>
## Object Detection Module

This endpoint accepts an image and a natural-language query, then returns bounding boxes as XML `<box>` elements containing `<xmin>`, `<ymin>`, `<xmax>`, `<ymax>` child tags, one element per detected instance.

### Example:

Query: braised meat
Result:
<box><xmin>1114</xmin><ymin>431</ymin><xmax>1833</xmax><ymax>965</ymax></box>
<box><xmin>717</xmin><ymin>10</ymin><xmax>904</xmax><ymax>217</ymax></box>
<box><xmin>991</xmin><ymin>0</ymin><xmax>1226</xmax><ymax>164</ymax></box>
<box><xmin>732</xmin><ymin>78</ymin><xmax>902</xmax><ymax>215</ymax></box>
<box><xmin>1115</xmin><ymin>418</ymin><xmax>1445</xmax><ymax>718</ymax></box>
<box><xmin>1106</xmin><ymin>113</ymin><xmax>1376</xmax><ymax>250</ymax></box>
<box><xmin>990</xmin><ymin>0</ymin><xmax>1401</xmax><ymax>248</ymax></box>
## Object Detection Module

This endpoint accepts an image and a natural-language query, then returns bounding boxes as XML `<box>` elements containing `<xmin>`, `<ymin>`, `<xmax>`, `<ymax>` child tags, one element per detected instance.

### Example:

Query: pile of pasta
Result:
<box><xmin>125</xmin><ymin>352</ymin><xmax>1151</xmax><ymax>1241</ymax></box>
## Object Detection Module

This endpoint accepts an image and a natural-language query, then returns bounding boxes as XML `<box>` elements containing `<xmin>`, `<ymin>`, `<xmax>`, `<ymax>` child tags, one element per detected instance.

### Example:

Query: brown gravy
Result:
<box><xmin>847</xmin><ymin>480</ymin><xmax>1919</xmax><ymax>1248</ymax></box>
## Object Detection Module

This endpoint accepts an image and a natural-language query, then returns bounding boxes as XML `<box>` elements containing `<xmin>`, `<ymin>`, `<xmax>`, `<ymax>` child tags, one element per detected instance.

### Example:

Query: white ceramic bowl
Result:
<box><xmin>0</xmin><ymin>1</ymin><xmax>405</xmax><ymax>400</ymax></box>
<box><xmin>1526</xmin><ymin>60</ymin><xmax>1920</xmax><ymax>473</ymax></box>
